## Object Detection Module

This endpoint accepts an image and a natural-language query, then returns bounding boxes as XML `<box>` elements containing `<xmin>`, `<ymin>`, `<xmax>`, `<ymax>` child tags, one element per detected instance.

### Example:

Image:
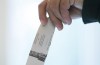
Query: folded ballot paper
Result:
<box><xmin>26</xmin><ymin>18</ymin><xmax>55</xmax><ymax>65</ymax></box>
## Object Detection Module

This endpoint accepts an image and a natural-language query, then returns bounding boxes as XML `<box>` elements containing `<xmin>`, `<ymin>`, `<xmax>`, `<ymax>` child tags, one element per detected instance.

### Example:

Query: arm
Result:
<box><xmin>38</xmin><ymin>0</ymin><xmax>100</xmax><ymax>31</ymax></box>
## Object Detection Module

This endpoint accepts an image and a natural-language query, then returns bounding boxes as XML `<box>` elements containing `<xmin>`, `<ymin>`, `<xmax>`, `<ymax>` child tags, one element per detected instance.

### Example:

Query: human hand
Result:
<box><xmin>38</xmin><ymin>0</ymin><xmax>83</xmax><ymax>30</ymax></box>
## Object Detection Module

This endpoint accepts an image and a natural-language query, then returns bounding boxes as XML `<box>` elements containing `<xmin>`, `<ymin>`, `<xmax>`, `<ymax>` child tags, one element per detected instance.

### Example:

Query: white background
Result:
<box><xmin>0</xmin><ymin>0</ymin><xmax>100</xmax><ymax>65</ymax></box>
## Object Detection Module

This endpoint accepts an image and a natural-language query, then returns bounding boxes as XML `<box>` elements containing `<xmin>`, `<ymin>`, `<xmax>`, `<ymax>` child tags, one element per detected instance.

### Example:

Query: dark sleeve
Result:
<box><xmin>82</xmin><ymin>0</ymin><xmax>100</xmax><ymax>24</ymax></box>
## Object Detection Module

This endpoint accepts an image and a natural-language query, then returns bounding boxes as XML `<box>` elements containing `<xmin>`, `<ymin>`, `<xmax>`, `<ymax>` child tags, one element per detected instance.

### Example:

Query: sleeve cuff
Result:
<box><xmin>82</xmin><ymin>0</ymin><xmax>100</xmax><ymax>24</ymax></box>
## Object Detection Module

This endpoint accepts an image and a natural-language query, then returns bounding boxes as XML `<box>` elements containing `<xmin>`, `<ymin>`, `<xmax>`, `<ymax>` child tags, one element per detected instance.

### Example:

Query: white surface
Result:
<box><xmin>0</xmin><ymin>0</ymin><xmax>100</xmax><ymax>65</ymax></box>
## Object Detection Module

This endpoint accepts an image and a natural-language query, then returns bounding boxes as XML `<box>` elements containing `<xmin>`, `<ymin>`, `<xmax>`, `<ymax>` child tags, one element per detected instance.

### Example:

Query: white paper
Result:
<box><xmin>26</xmin><ymin>18</ymin><xmax>55</xmax><ymax>65</ymax></box>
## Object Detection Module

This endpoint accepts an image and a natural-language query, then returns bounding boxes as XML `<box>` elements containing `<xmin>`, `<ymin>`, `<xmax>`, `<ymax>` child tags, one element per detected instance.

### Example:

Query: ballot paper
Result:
<box><xmin>26</xmin><ymin>18</ymin><xmax>55</xmax><ymax>65</ymax></box>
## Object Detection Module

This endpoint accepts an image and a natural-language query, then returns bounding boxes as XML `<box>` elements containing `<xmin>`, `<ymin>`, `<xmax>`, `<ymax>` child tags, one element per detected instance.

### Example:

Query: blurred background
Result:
<box><xmin>0</xmin><ymin>0</ymin><xmax>100</xmax><ymax>65</ymax></box>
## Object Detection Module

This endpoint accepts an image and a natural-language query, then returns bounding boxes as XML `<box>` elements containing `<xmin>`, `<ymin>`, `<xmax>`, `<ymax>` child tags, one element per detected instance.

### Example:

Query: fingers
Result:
<box><xmin>46</xmin><ymin>0</ymin><xmax>63</xmax><ymax>30</ymax></box>
<box><xmin>60</xmin><ymin>0</ymin><xmax>72</xmax><ymax>25</ymax></box>
<box><xmin>48</xmin><ymin>0</ymin><xmax>64</xmax><ymax>22</ymax></box>
<box><xmin>47</xmin><ymin>8</ymin><xmax>63</xmax><ymax>30</ymax></box>
<box><xmin>38</xmin><ymin>0</ymin><xmax>63</xmax><ymax>31</ymax></box>
<box><xmin>38</xmin><ymin>1</ymin><xmax>48</xmax><ymax>25</ymax></box>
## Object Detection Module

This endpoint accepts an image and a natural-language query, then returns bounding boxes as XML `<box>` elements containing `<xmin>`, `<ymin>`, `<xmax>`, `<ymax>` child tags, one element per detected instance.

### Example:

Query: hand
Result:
<box><xmin>38</xmin><ymin>0</ymin><xmax>83</xmax><ymax>30</ymax></box>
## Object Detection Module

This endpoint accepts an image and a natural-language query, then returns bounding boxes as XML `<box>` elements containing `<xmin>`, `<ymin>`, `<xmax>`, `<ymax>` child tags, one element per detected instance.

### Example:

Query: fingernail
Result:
<box><xmin>64</xmin><ymin>19</ymin><xmax>72</xmax><ymax>25</ymax></box>
<box><xmin>63</xmin><ymin>20</ymin><xmax>68</xmax><ymax>24</ymax></box>
<box><xmin>56</xmin><ymin>24</ymin><xmax>63</xmax><ymax>31</ymax></box>
<box><xmin>67</xmin><ymin>20</ymin><xmax>72</xmax><ymax>25</ymax></box>
<box><xmin>58</xmin><ymin>27</ymin><xmax>62</xmax><ymax>31</ymax></box>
